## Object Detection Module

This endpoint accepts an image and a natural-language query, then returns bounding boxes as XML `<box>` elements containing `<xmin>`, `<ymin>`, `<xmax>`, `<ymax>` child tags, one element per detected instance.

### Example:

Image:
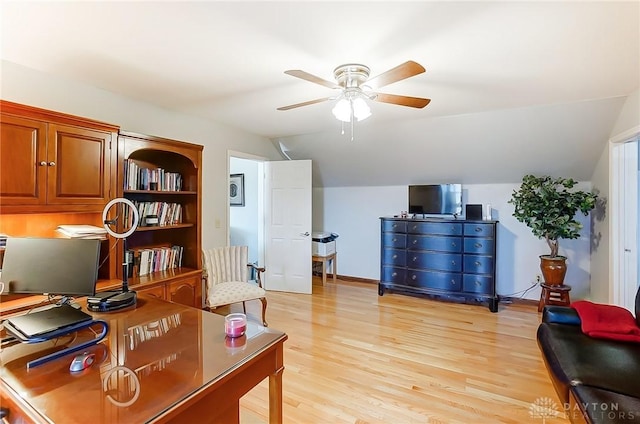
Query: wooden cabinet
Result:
<box><xmin>0</xmin><ymin>101</ymin><xmax>118</xmax><ymax>214</ymax></box>
<box><xmin>118</xmin><ymin>131</ymin><xmax>203</xmax><ymax>309</ymax></box>
<box><xmin>379</xmin><ymin>217</ymin><xmax>499</xmax><ymax>312</ymax></box>
<box><xmin>135</xmin><ymin>273</ymin><xmax>202</xmax><ymax>308</ymax></box>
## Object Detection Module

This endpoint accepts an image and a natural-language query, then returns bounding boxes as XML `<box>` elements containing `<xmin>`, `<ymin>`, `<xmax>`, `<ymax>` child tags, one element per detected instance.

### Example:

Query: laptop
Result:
<box><xmin>4</xmin><ymin>304</ymin><xmax>93</xmax><ymax>340</ymax></box>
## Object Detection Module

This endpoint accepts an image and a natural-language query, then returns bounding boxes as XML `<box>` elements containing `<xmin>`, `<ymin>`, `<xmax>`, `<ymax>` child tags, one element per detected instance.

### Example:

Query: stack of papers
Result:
<box><xmin>56</xmin><ymin>225</ymin><xmax>107</xmax><ymax>240</ymax></box>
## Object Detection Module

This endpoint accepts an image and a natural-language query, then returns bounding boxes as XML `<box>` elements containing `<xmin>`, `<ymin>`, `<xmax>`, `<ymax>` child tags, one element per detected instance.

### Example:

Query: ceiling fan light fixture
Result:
<box><xmin>352</xmin><ymin>97</ymin><xmax>371</xmax><ymax>121</ymax></box>
<box><xmin>331</xmin><ymin>95</ymin><xmax>371</xmax><ymax>122</ymax></box>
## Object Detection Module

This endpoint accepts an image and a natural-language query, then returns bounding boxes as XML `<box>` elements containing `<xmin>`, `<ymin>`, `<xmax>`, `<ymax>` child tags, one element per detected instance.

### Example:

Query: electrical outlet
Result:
<box><xmin>536</xmin><ymin>275</ymin><xmax>541</xmax><ymax>283</ymax></box>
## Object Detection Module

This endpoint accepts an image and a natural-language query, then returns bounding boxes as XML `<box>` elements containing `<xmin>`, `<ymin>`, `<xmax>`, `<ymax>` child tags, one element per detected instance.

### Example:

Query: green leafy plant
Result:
<box><xmin>509</xmin><ymin>175</ymin><xmax>597</xmax><ymax>258</ymax></box>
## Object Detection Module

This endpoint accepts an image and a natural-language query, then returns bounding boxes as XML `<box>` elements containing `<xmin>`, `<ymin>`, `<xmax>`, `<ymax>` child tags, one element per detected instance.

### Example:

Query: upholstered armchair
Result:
<box><xmin>201</xmin><ymin>245</ymin><xmax>268</xmax><ymax>326</ymax></box>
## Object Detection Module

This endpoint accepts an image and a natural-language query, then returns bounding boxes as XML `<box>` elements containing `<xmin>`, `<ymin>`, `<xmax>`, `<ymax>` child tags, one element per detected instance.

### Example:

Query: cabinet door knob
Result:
<box><xmin>39</xmin><ymin>161</ymin><xmax>47</xmax><ymax>166</ymax></box>
<box><xmin>475</xmin><ymin>227</ymin><xmax>482</xmax><ymax>232</ymax></box>
<box><xmin>48</xmin><ymin>161</ymin><xmax>56</xmax><ymax>166</ymax></box>
<box><xmin>474</xmin><ymin>261</ymin><xmax>482</xmax><ymax>266</ymax></box>
<box><xmin>475</xmin><ymin>243</ymin><xmax>482</xmax><ymax>248</ymax></box>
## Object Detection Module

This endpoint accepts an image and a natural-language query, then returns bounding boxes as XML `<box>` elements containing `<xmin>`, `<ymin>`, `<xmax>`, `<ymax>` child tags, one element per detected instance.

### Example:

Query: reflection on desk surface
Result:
<box><xmin>0</xmin><ymin>295</ymin><xmax>286</xmax><ymax>423</ymax></box>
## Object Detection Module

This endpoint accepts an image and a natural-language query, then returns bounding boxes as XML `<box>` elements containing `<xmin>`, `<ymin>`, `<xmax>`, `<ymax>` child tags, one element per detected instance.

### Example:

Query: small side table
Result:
<box><xmin>312</xmin><ymin>252</ymin><xmax>337</xmax><ymax>285</ymax></box>
<box><xmin>538</xmin><ymin>283</ymin><xmax>572</xmax><ymax>312</ymax></box>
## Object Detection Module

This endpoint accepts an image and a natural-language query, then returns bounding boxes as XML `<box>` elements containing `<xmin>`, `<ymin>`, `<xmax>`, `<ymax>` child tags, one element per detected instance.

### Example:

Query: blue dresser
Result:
<box><xmin>379</xmin><ymin>217</ymin><xmax>499</xmax><ymax>312</ymax></box>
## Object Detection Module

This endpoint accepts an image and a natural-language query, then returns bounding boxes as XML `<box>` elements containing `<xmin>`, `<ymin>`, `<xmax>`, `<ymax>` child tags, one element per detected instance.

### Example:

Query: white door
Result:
<box><xmin>612</xmin><ymin>135</ymin><xmax>639</xmax><ymax>311</ymax></box>
<box><xmin>263</xmin><ymin>160</ymin><xmax>312</xmax><ymax>294</ymax></box>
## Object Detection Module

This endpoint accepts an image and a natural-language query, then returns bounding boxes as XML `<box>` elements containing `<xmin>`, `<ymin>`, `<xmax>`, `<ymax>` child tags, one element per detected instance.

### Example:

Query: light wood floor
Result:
<box><xmin>235</xmin><ymin>278</ymin><xmax>566</xmax><ymax>423</ymax></box>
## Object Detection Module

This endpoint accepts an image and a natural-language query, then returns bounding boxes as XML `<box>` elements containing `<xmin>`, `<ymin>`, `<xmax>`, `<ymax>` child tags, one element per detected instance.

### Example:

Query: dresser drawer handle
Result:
<box><xmin>392</xmin><ymin>272</ymin><xmax>397</xmax><ymax>277</ymax></box>
<box><xmin>392</xmin><ymin>238</ymin><xmax>397</xmax><ymax>242</ymax></box>
<box><xmin>413</xmin><ymin>239</ymin><xmax>418</xmax><ymax>244</ymax></box>
<box><xmin>411</xmin><ymin>225</ymin><xmax>417</xmax><ymax>230</ymax></box>
<box><xmin>411</xmin><ymin>275</ymin><xmax>417</xmax><ymax>280</ymax></box>
<box><xmin>451</xmin><ymin>226</ymin><xmax>456</xmax><ymax>232</ymax></box>
<box><xmin>392</xmin><ymin>254</ymin><xmax>398</xmax><ymax>259</ymax></box>
<box><xmin>475</xmin><ymin>280</ymin><xmax>482</xmax><ymax>286</ymax></box>
<box><xmin>451</xmin><ymin>242</ymin><xmax>457</xmax><ymax>247</ymax></box>
<box><xmin>451</xmin><ymin>260</ymin><xmax>456</xmax><ymax>265</ymax></box>
<box><xmin>392</xmin><ymin>224</ymin><xmax>397</xmax><ymax>229</ymax></box>
<box><xmin>412</xmin><ymin>257</ymin><xmax>417</xmax><ymax>262</ymax></box>
<box><xmin>475</xmin><ymin>227</ymin><xmax>483</xmax><ymax>232</ymax></box>
<box><xmin>474</xmin><ymin>243</ymin><xmax>482</xmax><ymax>248</ymax></box>
<box><xmin>451</xmin><ymin>279</ymin><xmax>456</xmax><ymax>285</ymax></box>
<box><xmin>474</xmin><ymin>261</ymin><xmax>482</xmax><ymax>266</ymax></box>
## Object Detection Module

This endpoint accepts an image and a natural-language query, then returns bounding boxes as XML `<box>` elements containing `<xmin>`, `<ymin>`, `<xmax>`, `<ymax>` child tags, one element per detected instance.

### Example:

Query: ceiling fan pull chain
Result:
<box><xmin>350</xmin><ymin>111</ymin><xmax>355</xmax><ymax>142</ymax></box>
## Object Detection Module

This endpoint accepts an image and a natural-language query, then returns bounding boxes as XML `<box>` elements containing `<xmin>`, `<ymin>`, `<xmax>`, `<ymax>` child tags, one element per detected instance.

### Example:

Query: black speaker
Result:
<box><xmin>466</xmin><ymin>204</ymin><xmax>483</xmax><ymax>220</ymax></box>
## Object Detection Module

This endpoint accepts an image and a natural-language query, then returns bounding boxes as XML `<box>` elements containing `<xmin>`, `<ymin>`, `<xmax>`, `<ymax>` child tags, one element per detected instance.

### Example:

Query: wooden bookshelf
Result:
<box><xmin>117</xmin><ymin>131</ymin><xmax>203</xmax><ymax>308</ymax></box>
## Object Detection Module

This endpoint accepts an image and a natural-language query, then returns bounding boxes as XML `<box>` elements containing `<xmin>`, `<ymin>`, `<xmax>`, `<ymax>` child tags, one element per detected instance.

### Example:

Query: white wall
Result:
<box><xmin>0</xmin><ymin>60</ymin><xmax>282</xmax><ymax>249</ymax></box>
<box><xmin>314</xmin><ymin>183</ymin><xmax>594</xmax><ymax>300</ymax></box>
<box><xmin>589</xmin><ymin>142</ymin><xmax>610</xmax><ymax>303</ymax></box>
<box><xmin>230</xmin><ymin>157</ymin><xmax>259</xmax><ymax>264</ymax></box>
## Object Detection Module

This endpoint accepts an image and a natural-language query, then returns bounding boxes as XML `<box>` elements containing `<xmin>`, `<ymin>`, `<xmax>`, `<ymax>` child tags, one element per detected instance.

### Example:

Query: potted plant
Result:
<box><xmin>509</xmin><ymin>175</ymin><xmax>597</xmax><ymax>285</ymax></box>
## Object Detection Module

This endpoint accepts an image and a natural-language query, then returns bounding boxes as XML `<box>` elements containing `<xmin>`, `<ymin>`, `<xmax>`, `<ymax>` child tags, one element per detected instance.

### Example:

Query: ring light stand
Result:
<box><xmin>87</xmin><ymin>198</ymin><xmax>139</xmax><ymax>312</ymax></box>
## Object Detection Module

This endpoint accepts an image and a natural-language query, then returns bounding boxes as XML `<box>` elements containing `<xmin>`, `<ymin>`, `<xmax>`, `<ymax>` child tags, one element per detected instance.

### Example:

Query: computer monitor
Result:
<box><xmin>1</xmin><ymin>237</ymin><xmax>101</xmax><ymax>296</ymax></box>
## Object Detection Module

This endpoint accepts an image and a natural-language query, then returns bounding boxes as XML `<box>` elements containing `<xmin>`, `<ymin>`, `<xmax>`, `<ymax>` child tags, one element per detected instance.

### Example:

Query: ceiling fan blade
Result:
<box><xmin>284</xmin><ymin>70</ymin><xmax>340</xmax><ymax>89</ymax></box>
<box><xmin>373</xmin><ymin>93</ymin><xmax>431</xmax><ymax>108</ymax></box>
<box><xmin>277</xmin><ymin>97</ymin><xmax>331</xmax><ymax>111</ymax></box>
<box><xmin>366</xmin><ymin>61</ymin><xmax>426</xmax><ymax>89</ymax></box>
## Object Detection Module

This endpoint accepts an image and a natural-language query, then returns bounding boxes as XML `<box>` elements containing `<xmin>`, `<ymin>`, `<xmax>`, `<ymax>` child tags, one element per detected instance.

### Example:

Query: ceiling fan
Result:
<box><xmin>277</xmin><ymin>60</ymin><xmax>431</xmax><ymax>120</ymax></box>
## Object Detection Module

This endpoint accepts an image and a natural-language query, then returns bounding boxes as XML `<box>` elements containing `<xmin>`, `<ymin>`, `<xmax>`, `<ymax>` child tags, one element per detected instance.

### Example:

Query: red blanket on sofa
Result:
<box><xmin>571</xmin><ymin>300</ymin><xmax>640</xmax><ymax>342</ymax></box>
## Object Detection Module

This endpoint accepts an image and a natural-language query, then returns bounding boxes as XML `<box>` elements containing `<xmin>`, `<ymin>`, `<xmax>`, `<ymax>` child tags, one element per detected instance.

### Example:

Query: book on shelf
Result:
<box><xmin>129</xmin><ymin>201</ymin><xmax>183</xmax><ymax>227</ymax></box>
<box><xmin>130</xmin><ymin>245</ymin><xmax>184</xmax><ymax>277</ymax></box>
<box><xmin>124</xmin><ymin>160</ymin><xmax>183</xmax><ymax>191</ymax></box>
<box><xmin>56</xmin><ymin>225</ymin><xmax>107</xmax><ymax>240</ymax></box>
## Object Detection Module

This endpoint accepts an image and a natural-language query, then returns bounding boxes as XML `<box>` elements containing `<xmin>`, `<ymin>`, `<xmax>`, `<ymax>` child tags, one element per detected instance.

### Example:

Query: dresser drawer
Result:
<box><xmin>463</xmin><ymin>238</ymin><xmax>494</xmax><ymax>254</ymax></box>
<box><xmin>382</xmin><ymin>248</ymin><xmax>406</xmax><ymax>266</ymax></box>
<box><xmin>382</xmin><ymin>233</ymin><xmax>406</xmax><ymax>249</ymax></box>
<box><xmin>407</xmin><ymin>269</ymin><xmax>461</xmax><ymax>291</ymax></box>
<box><xmin>463</xmin><ymin>274</ymin><xmax>494</xmax><ymax>295</ymax></box>
<box><xmin>407</xmin><ymin>235</ymin><xmax>462</xmax><ymax>252</ymax></box>
<box><xmin>407</xmin><ymin>221</ymin><xmax>462</xmax><ymax>235</ymax></box>
<box><xmin>464</xmin><ymin>223</ymin><xmax>495</xmax><ymax>237</ymax></box>
<box><xmin>382</xmin><ymin>220</ymin><xmax>407</xmax><ymax>233</ymax></box>
<box><xmin>381</xmin><ymin>266</ymin><xmax>406</xmax><ymax>284</ymax></box>
<box><xmin>463</xmin><ymin>255</ymin><xmax>494</xmax><ymax>274</ymax></box>
<box><xmin>407</xmin><ymin>252</ymin><xmax>462</xmax><ymax>272</ymax></box>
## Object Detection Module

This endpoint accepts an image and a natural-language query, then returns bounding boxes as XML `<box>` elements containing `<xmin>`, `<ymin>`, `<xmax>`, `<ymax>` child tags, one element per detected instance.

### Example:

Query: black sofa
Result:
<box><xmin>537</xmin><ymin>288</ymin><xmax>640</xmax><ymax>423</ymax></box>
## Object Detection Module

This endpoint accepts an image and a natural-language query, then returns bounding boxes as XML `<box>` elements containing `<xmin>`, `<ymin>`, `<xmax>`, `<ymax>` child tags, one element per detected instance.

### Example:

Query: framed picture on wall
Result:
<box><xmin>230</xmin><ymin>173</ymin><xmax>245</xmax><ymax>206</ymax></box>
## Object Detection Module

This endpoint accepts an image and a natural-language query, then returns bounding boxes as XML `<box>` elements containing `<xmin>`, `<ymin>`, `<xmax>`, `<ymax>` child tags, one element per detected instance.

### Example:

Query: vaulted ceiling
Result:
<box><xmin>2</xmin><ymin>1</ymin><xmax>638</xmax><ymax>186</ymax></box>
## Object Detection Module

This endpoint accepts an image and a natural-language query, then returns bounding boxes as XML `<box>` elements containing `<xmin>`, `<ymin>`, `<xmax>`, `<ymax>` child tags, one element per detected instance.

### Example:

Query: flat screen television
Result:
<box><xmin>408</xmin><ymin>184</ymin><xmax>462</xmax><ymax>216</ymax></box>
<box><xmin>1</xmin><ymin>237</ymin><xmax>101</xmax><ymax>296</ymax></box>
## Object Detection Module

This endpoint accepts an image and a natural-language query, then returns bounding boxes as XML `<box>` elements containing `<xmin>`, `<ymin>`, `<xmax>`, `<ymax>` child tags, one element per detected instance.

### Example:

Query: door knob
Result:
<box><xmin>300</xmin><ymin>232</ymin><xmax>310</xmax><ymax>237</ymax></box>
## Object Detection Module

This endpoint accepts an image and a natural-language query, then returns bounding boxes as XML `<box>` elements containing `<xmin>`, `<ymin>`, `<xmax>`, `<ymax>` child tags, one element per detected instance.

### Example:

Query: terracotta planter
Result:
<box><xmin>539</xmin><ymin>255</ymin><xmax>567</xmax><ymax>286</ymax></box>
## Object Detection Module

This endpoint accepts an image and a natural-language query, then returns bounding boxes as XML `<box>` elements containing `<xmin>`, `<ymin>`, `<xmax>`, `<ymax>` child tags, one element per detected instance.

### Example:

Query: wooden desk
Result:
<box><xmin>312</xmin><ymin>252</ymin><xmax>337</xmax><ymax>285</ymax></box>
<box><xmin>0</xmin><ymin>296</ymin><xmax>287</xmax><ymax>423</ymax></box>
